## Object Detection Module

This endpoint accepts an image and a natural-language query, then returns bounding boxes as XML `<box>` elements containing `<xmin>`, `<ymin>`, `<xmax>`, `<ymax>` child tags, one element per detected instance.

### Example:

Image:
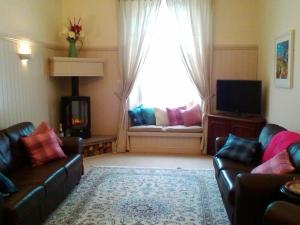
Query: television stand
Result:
<box><xmin>207</xmin><ymin>114</ymin><xmax>266</xmax><ymax>155</ymax></box>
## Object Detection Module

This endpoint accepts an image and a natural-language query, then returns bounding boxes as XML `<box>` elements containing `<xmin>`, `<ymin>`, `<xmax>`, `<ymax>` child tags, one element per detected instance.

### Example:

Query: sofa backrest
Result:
<box><xmin>0</xmin><ymin>132</ymin><xmax>12</xmax><ymax>172</ymax></box>
<box><xmin>288</xmin><ymin>143</ymin><xmax>300</xmax><ymax>172</ymax></box>
<box><xmin>3</xmin><ymin>122</ymin><xmax>35</xmax><ymax>170</ymax></box>
<box><xmin>258</xmin><ymin>124</ymin><xmax>286</xmax><ymax>151</ymax></box>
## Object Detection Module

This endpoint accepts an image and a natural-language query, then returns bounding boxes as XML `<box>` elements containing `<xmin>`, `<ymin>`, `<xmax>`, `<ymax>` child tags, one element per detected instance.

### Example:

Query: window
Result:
<box><xmin>129</xmin><ymin>0</ymin><xmax>201</xmax><ymax>109</ymax></box>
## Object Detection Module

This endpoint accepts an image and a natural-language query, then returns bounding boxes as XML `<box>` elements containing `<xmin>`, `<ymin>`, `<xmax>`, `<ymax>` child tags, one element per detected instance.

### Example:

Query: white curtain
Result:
<box><xmin>166</xmin><ymin>0</ymin><xmax>214</xmax><ymax>153</ymax></box>
<box><xmin>116</xmin><ymin>0</ymin><xmax>162</xmax><ymax>152</ymax></box>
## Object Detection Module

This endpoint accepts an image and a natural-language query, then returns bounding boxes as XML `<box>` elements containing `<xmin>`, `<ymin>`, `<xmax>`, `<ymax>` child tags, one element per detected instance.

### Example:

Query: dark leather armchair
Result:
<box><xmin>0</xmin><ymin>122</ymin><xmax>83</xmax><ymax>225</ymax></box>
<box><xmin>213</xmin><ymin>124</ymin><xmax>300</xmax><ymax>225</ymax></box>
<box><xmin>264</xmin><ymin>201</ymin><xmax>300</xmax><ymax>225</ymax></box>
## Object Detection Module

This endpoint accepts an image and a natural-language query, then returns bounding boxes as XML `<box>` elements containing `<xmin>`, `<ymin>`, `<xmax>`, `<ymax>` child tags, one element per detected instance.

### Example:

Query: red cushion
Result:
<box><xmin>21</xmin><ymin>129</ymin><xmax>67</xmax><ymax>167</ymax></box>
<box><xmin>251</xmin><ymin>150</ymin><xmax>295</xmax><ymax>174</ymax></box>
<box><xmin>33</xmin><ymin>121</ymin><xmax>63</xmax><ymax>146</ymax></box>
<box><xmin>166</xmin><ymin>106</ymin><xmax>186</xmax><ymax>125</ymax></box>
<box><xmin>262</xmin><ymin>131</ymin><xmax>300</xmax><ymax>162</ymax></box>
<box><xmin>180</xmin><ymin>104</ymin><xmax>202</xmax><ymax>126</ymax></box>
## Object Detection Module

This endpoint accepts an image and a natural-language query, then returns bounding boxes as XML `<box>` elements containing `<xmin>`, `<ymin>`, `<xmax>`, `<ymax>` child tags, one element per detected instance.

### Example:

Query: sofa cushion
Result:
<box><xmin>288</xmin><ymin>142</ymin><xmax>300</xmax><ymax>171</ymax></box>
<box><xmin>0</xmin><ymin>172</ymin><xmax>17</xmax><ymax>194</ymax></box>
<box><xmin>0</xmin><ymin>132</ymin><xmax>12</xmax><ymax>172</ymax></box>
<box><xmin>213</xmin><ymin>157</ymin><xmax>253</xmax><ymax>177</ymax></box>
<box><xmin>21</xmin><ymin>129</ymin><xmax>67</xmax><ymax>167</ymax></box>
<box><xmin>258</xmin><ymin>124</ymin><xmax>286</xmax><ymax>151</ymax></box>
<box><xmin>163</xmin><ymin>125</ymin><xmax>203</xmax><ymax>133</ymax></box>
<box><xmin>216</xmin><ymin>134</ymin><xmax>261</xmax><ymax>165</ymax></box>
<box><xmin>129</xmin><ymin>125</ymin><xmax>163</xmax><ymax>132</ymax></box>
<box><xmin>4</xmin><ymin>122</ymin><xmax>35</xmax><ymax>169</ymax></box>
<box><xmin>3</xmin><ymin>185</ymin><xmax>45</xmax><ymax>225</ymax></box>
<box><xmin>33</xmin><ymin>121</ymin><xmax>63</xmax><ymax>146</ymax></box>
<box><xmin>219</xmin><ymin>170</ymin><xmax>241</xmax><ymax>205</ymax></box>
<box><xmin>7</xmin><ymin>158</ymin><xmax>67</xmax><ymax>187</ymax></box>
<box><xmin>262</xmin><ymin>131</ymin><xmax>300</xmax><ymax>163</ymax></box>
<box><xmin>252</xmin><ymin>150</ymin><xmax>295</xmax><ymax>174</ymax></box>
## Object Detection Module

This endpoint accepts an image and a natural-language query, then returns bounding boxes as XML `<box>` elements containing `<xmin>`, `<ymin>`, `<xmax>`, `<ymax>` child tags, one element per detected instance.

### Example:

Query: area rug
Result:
<box><xmin>45</xmin><ymin>167</ymin><xmax>229</xmax><ymax>225</ymax></box>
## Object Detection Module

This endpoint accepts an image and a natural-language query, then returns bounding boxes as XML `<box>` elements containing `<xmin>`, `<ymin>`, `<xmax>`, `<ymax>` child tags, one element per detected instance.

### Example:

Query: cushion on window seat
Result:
<box><xmin>128</xmin><ymin>125</ymin><xmax>202</xmax><ymax>133</ymax></box>
<box><xmin>128</xmin><ymin>125</ymin><xmax>163</xmax><ymax>132</ymax></box>
<box><xmin>163</xmin><ymin>125</ymin><xmax>202</xmax><ymax>133</ymax></box>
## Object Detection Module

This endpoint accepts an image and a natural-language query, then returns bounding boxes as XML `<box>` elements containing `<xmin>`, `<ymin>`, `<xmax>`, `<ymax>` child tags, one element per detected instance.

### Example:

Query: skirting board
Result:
<box><xmin>128</xmin><ymin>133</ymin><xmax>203</xmax><ymax>154</ymax></box>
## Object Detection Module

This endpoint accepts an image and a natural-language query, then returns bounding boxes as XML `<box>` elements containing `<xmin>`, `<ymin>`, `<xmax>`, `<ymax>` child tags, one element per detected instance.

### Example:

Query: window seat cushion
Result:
<box><xmin>128</xmin><ymin>125</ymin><xmax>202</xmax><ymax>133</ymax></box>
<box><xmin>163</xmin><ymin>125</ymin><xmax>202</xmax><ymax>133</ymax></box>
<box><xmin>128</xmin><ymin>125</ymin><xmax>163</xmax><ymax>132</ymax></box>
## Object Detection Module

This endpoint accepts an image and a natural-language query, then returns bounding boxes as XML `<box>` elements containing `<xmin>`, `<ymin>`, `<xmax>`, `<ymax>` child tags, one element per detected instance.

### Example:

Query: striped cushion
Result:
<box><xmin>251</xmin><ymin>149</ymin><xmax>295</xmax><ymax>174</ymax></box>
<box><xmin>21</xmin><ymin>129</ymin><xmax>66</xmax><ymax>167</ymax></box>
<box><xmin>216</xmin><ymin>134</ymin><xmax>260</xmax><ymax>165</ymax></box>
<box><xmin>33</xmin><ymin>121</ymin><xmax>63</xmax><ymax>146</ymax></box>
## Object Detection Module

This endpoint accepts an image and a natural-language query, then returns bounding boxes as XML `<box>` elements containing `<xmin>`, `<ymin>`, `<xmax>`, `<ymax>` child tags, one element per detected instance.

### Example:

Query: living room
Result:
<box><xmin>0</xmin><ymin>0</ymin><xmax>300</xmax><ymax>225</ymax></box>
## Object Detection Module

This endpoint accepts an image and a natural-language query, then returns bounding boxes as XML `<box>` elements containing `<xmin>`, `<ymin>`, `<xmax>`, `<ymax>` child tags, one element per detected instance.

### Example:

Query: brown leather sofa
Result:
<box><xmin>213</xmin><ymin>124</ymin><xmax>300</xmax><ymax>225</ymax></box>
<box><xmin>263</xmin><ymin>201</ymin><xmax>300</xmax><ymax>225</ymax></box>
<box><xmin>0</xmin><ymin>122</ymin><xmax>83</xmax><ymax>225</ymax></box>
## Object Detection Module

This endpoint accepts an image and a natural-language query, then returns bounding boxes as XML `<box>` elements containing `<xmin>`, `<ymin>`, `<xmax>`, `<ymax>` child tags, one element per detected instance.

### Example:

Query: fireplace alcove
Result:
<box><xmin>49</xmin><ymin>57</ymin><xmax>104</xmax><ymax>139</ymax></box>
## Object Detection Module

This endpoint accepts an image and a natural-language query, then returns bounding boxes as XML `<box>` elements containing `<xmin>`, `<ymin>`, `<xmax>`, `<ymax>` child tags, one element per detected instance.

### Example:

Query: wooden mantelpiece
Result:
<box><xmin>207</xmin><ymin>114</ymin><xmax>266</xmax><ymax>155</ymax></box>
<box><xmin>49</xmin><ymin>57</ymin><xmax>104</xmax><ymax>77</ymax></box>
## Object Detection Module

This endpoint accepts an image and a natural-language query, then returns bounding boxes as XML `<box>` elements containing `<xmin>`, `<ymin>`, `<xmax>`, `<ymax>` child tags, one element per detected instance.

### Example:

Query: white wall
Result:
<box><xmin>0</xmin><ymin>0</ymin><xmax>65</xmax><ymax>129</ymax></box>
<box><xmin>258</xmin><ymin>0</ymin><xmax>300</xmax><ymax>131</ymax></box>
<box><xmin>214</xmin><ymin>0</ymin><xmax>259</xmax><ymax>46</ymax></box>
<box><xmin>0</xmin><ymin>0</ymin><xmax>61</xmax><ymax>45</ymax></box>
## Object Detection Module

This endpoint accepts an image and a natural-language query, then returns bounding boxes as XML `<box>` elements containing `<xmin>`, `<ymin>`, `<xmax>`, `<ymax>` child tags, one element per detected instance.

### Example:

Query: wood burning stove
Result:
<box><xmin>60</xmin><ymin>96</ymin><xmax>91</xmax><ymax>138</ymax></box>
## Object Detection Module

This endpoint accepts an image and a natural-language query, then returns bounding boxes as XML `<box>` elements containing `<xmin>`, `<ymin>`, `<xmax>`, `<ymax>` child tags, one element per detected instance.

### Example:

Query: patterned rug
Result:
<box><xmin>45</xmin><ymin>167</ymin><xmax>229</xmax><ymax>225</ymax></box>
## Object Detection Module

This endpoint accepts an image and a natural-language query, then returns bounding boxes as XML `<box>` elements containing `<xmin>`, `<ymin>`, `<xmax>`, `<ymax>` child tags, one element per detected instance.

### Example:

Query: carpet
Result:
<box><xmin>45</xmin><ymin>167</ymin><xmax>229</xmax><ymax>225</ymax></box>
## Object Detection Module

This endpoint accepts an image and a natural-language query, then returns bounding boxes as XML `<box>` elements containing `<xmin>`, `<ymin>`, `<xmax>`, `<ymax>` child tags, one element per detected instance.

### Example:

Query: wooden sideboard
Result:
<box><xmin>207</xmin><ymin>114</ymin><xmax>266</xmax><ymax>155</ymax></box>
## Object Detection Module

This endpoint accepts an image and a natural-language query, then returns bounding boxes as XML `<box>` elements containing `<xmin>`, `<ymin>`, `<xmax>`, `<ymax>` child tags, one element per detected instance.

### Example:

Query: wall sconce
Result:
<box><xmin>18</xmin><ymin>40</ymin><xmax>32</xmax><ymax>64</ymax></box>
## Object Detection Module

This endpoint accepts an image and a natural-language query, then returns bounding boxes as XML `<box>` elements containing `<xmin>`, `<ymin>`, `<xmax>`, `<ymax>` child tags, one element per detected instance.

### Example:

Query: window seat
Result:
<box><xmin>128</xmin><ymin>125</ymin><xmax>203</xmax><ymax>154</ymax></box>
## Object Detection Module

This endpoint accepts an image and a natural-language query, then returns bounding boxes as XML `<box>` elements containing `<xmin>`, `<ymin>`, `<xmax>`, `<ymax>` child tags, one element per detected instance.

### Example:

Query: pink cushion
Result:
<box><xmin>262</xmin><ymin>131</ymin><xmax>300</xmax><ymax>162</ymax></box>
<box><xmin>251</xmin><ymin>150</ymin><xmax>295</xmax><ymax>174</ymax></box>
<box><xmin>180</xmin><ymin>104</ymin><xmax>202</xmax><ymax>126</ymax></box>
<box><xmin>33</xmin><ymin>121</ymin><xmax>63</xmax><ymax>146</ymax></box>
<box><xmin>21</xmin><ymin>129</ymin><xmax>66</xmax><ymax>167</ymax></box>
<box><xmin>166</xmin><ymin>106</ymin><xmax>186</xmax><ymax>125</ymax></box>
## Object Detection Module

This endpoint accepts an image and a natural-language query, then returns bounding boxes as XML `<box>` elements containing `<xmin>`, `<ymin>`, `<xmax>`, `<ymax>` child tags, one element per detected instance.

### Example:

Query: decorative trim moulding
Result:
<box><xmin>213</xmin><ymin>44</ymin><xmax>258</xmax><ymax>51</ymax></box>
<box><xmin>49</xmin><ymin>57</ymin><xmax>105</xmax><ymax>77</ymax></box>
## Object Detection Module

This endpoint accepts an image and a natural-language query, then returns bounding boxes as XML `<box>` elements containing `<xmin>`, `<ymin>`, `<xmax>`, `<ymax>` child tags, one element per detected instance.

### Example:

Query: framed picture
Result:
<box><xmin>275</xmin><ymin>30</ymin><xmax>294</xmax><ymax>88</ymax></box>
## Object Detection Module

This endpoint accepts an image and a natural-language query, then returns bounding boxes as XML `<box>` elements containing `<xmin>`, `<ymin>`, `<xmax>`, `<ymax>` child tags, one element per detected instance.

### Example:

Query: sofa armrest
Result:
<box><xmin>61</xmin><ymin>137</ymin><xmax>83</xmax><ymax>155</ymax></box>
<box><xmin>215</xmin><ymin>137</ymin><xmax>227</xmax><ymax>153</ymax></box>
<box><xmin>263</xmin><ymin>201</ymin><xmax>300</xmax><ymax>225</ymax></box>
<box><xmin>234</xmin><ymin>173</ymin><xmax>300</xmax><ymax>225</ymax></box>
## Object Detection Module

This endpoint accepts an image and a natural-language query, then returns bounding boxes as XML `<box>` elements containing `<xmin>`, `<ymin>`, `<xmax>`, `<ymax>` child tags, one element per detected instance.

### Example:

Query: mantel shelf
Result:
<box><xmin>49</xmin><ymin>57</ymin><xmax>104</xmax><ymax>77</ymax></box>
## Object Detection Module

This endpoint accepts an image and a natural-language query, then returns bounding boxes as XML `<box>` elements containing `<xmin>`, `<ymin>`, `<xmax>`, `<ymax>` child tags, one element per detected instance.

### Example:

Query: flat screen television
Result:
<box><xmin>216</xmin><ymin>80</ymin><xmax>262</xmax><ymax>115</ymax></box>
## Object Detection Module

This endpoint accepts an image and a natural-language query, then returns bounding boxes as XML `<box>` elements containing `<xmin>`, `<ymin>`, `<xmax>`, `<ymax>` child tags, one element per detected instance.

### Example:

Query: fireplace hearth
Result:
<box><xmin>60</xmin><ymin>96</ymin><xmax>91</xmax><ymax>138</ymax></box>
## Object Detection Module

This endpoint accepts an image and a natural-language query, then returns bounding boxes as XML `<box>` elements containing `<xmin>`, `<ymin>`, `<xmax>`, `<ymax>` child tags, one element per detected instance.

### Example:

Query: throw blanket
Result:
<box><xmin>262</xmin><ymin>130</ymin><xmax>300</xmax><ymax>162</ymax></box>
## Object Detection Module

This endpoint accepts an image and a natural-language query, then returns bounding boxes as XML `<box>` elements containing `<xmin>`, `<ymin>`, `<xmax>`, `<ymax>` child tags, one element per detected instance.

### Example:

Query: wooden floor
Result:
<box><xmin>83</xmin><ymin>152</ymin><xmax>213</xmax><ymax>172</ymax></box>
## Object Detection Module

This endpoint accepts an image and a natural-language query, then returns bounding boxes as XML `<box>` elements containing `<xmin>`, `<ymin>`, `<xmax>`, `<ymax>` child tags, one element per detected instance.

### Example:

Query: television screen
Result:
<box><xmin>216</xmin><ymin>80</ymin><xmax>262</xmax><ymax>115</ymax></box>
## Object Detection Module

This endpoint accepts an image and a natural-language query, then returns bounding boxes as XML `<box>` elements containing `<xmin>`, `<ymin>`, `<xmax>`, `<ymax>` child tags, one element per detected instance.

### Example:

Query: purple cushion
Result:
<box><xmin>180</xmin><ymin>104</ymin><xmax>202</xmax><ymax>126</ymax></box>
<box><xmin>251</xmin><ymin>149</ymin><xmax>295</xmax><ymax>174</ymax></box>
<box><xmin>166</xmin><ymin>106</ymin><xmax>186</xmax><ymax>125</ymax></box>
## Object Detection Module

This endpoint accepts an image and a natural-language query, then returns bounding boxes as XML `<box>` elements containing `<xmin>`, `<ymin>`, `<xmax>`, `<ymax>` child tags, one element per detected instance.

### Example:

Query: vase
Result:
<box><xmin>68</xmin><ymin>39</ymin><xmax>78</xmax><ymax>57</ymax></box>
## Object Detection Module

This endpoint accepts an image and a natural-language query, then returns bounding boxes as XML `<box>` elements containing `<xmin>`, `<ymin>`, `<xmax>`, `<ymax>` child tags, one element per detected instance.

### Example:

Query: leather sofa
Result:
<box><xmin>263</xmin><ymin>201</ymin><xmax>300</xmax><ymax>225</ymax></box>
<box><xmin>0</xmin><ymin>122</ymin><xmax>83</xmax><ymax>225</ymax></box>
<box><xmin>213</xmin><ymin>124</ymin><xmax>300</xmax><ymax>225</ymax></box>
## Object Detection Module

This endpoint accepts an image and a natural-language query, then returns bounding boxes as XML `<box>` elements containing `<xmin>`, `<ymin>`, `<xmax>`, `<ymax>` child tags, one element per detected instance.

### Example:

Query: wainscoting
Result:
<box><xmin>0</xmin><ymin>36</ymin><xmax>67</xmax><ymax>129</ymax></box>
